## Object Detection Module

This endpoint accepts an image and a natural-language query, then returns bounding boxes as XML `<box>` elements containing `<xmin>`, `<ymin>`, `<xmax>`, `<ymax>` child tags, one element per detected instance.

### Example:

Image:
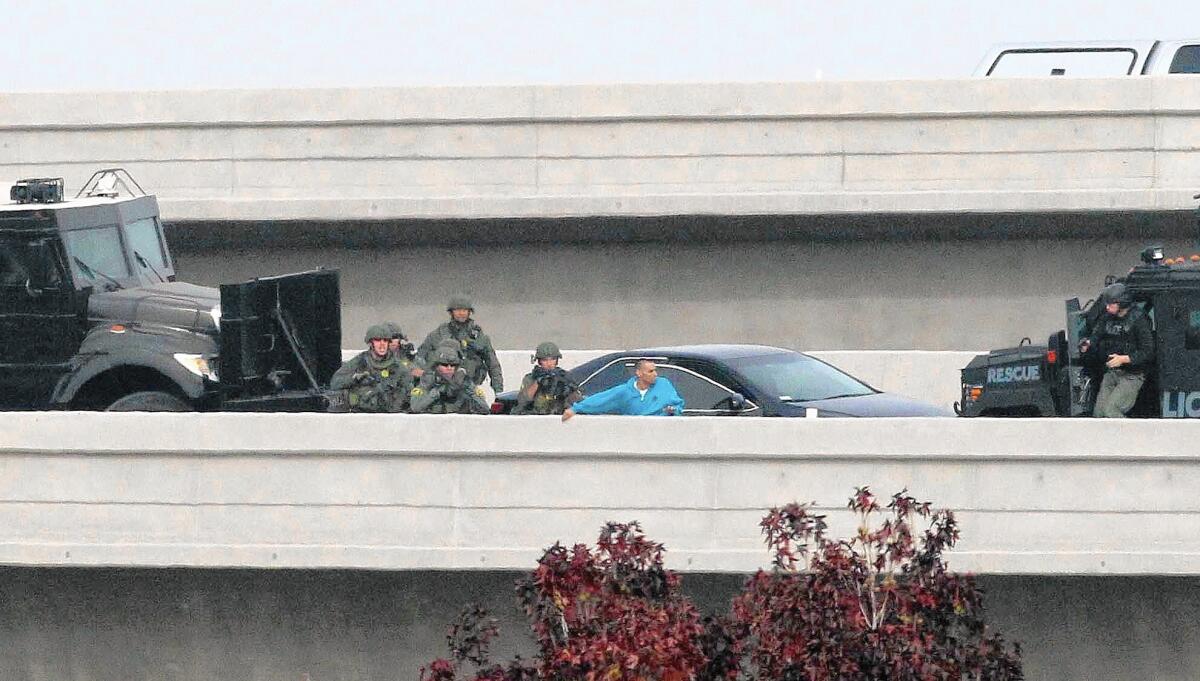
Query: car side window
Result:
<box><xmin>579</xmin><ymin>359</ymin><xmax>636</xmax><ymax>395</ymax></box>
<box><xmin>656</xmin><ymin>365</ymin><xmax>741</xmax><ymax>413</ymax></box>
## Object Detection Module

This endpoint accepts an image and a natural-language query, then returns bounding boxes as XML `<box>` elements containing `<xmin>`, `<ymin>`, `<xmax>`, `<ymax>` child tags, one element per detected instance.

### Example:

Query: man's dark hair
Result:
<box><xmin>635</xmin><ymin>359</ymin><xmax>656</xmax><ymax>371</ymax></box>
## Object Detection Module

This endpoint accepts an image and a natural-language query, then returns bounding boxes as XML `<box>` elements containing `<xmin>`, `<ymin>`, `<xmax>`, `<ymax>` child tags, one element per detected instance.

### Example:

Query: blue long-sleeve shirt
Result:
<box><xmin>570</xmin><ymin>376</ymin><xmax>685</xmax><ymax>416</ymax></box>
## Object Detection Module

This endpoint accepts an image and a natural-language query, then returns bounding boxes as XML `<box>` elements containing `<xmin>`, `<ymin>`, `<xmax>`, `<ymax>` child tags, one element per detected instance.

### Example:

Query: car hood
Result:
<box><xmin>782</xmin><ymin>392</ymin><xmax>951</xmax><ymax>417</ymax></box>
<box><xmin>88</xmin><ymin>282</ymin><xmax>220</xmax><ymax>333</ymax></box>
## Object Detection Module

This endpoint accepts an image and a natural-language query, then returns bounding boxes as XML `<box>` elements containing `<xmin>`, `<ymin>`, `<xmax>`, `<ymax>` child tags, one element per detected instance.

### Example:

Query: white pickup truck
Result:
<box><xmin>976</xmin><ymin>39</ymin><xmax>1200</xmax><ymax>77</ymax></box>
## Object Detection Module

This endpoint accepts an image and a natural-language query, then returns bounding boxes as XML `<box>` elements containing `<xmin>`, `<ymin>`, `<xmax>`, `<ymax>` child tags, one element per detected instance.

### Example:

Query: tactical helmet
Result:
<box><xmin>534</xmin><ymin>341</ymin><xmax>562</xmax><ymax>360</ymax></box>
<box><xmin>364</xmin><ymin>324</ymin><xmax>391</xmax><ymax>343</ymax></box>
<box><xmin>384</xmin><ymin>321</ymin><xmax>404</xmax><ymax>339</ymax></box>
<box><xmin>446</xmin><ymin>296</ymin><xmax>474</xmax><ymax>312</ymax></box>
<box><xmin>1102</xmin><ymin>283</ymin><xmax>1133</xmax><ymax>307</ymax></box>
<box><xmin>434</xmin><ymin>341</ymin><xmax>462</xmax><ymax>365</ymax></box>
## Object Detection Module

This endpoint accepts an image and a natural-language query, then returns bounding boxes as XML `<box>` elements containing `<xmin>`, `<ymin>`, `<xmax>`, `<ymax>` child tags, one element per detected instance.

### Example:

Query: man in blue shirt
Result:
<box><xmin>561</xmin><ymin>359</ymin><xmax>685</xmax><ymax>421</ymax></box>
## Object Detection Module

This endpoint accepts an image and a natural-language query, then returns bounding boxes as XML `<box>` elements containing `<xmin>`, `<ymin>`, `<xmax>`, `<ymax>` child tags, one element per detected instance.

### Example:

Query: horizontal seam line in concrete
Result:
<box><xmin>9</xmin><ymin>149</ymin><xmax>1172</xmax><ymax>167</ymax></box>
<box><xmin>0</xmin><ymin>109</ymin><xmax>1183</xmax><ymax>132</ymax></box>
<box><xmin>0</xmin><ymin>501</ymin><xmax>1195</xmax><ymax>514</ymax></box>
<box><xmin>156</xmin><ymin>192</ymin><xmax>1200</xmax><ymax>203</ymax></box>
<box><xmin>6</xmin><ymin>449</ymin><xmax>1200</xmax><ymax>462</ymax></box>
<box><xmin>8</xmin><ymin>542</ymin><xmax>1199</xmax><ymax>554</ymax></box>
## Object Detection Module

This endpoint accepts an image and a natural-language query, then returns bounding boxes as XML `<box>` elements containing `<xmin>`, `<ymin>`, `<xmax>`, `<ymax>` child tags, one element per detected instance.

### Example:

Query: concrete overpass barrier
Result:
<box><xmin>2</xmin><ymin>412</ymin><xmax>1197</xmax><ymax>575</ymax></box>
<box><xmin>3</xmin><ymin>78</ymin><xmax>1200</xmax><ymax>222</ymax></box>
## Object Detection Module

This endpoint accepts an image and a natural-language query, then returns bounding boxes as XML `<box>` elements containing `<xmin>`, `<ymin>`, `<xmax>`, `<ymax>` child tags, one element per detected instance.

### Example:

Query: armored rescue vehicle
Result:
<box><xmin>958</xmin><ymin>244</ymin><xmax>1200</xmax><ymax>418</ymax></box>
<box><xmin>0</xmin><ymin>170</ymin><xmax>341</xmax><ymax>411</ymax></box>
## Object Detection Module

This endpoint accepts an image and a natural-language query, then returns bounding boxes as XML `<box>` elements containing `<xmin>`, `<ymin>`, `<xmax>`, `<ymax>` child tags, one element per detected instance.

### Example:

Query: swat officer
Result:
<box><xmin>384</xmin><ymin>322</ymin><xmax>418</xmax><ymax>375</ymax></box>
<box><xmin>409</xmin><ymin>340</ymin><xmax>490</xmax><ymax>414</ymax></box>
<box><xmin>1080</xmin><ymin>283</ymin><xmax>1154</xmax><ymax>418</ymax></box>
<box><xmin>330</xmin><ymin>324</ymin><xmax>414</xmax><ymax>413</ymax></box>
<box><xmin>415</xmin><ymin>296</ymin><xmax>503</xmax><ymax>394</ymax></box>
<box><xmin>513</xmin><ymin>342</ymin><xmax>581</xmax><ymax>415</ymax></box>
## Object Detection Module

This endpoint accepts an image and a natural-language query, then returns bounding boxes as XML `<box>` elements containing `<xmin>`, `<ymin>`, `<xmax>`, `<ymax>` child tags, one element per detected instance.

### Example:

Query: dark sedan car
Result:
<box><xmin>492</xmin><ymin>344</ymin><xmax>949</xmax><ymax>417</ymax></box>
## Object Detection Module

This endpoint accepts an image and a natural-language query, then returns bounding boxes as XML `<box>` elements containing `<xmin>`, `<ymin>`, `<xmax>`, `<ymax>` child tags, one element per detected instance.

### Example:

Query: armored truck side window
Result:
<box><xmin>1188</xmin><ymin>311</ymin><xmax>1200</xmax><ymax>351</ymax></box>
<box><xmin>62</xmin><ymin>225</ymin><xmax>130</xmax><ymax>288</ymax></box>
<box><xmin>0</xmin><ymin>242</ymin><xmax>27</xmax><ymax>287</ymax></box>
<box><xmin>0</xmin><ymin>238</ymin><xmax>62</xmax><ymax>290</ymax></box>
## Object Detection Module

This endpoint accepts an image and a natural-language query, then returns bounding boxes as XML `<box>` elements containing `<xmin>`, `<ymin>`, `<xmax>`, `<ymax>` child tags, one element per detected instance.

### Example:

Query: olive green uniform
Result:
<box><xmin>409</xmin><ymin>370</ymin><xmax>490</xmax><ymax>414</ymax></box>
<box><xmin>416</xmin><ymin>320</ymin><xmax>503</xmax><ymax>392</ymax></box>
<box><xmin>330</xmin><ymin>350</ymin><xmax>414</xmax><ymax>413</ymax></box>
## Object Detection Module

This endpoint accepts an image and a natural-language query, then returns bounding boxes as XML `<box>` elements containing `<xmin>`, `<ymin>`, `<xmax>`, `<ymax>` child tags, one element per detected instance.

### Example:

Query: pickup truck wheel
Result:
<box><xmin>106</xmin><ymin>391</ymin><xmax>193</xmax><ymax>412</ymax></box>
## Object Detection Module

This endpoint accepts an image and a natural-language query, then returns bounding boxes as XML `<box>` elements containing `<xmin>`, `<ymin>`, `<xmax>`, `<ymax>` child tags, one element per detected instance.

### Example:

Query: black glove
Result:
<box><xmin>534</xmin><ymin>368</ymin><xmax>574</xmax><ymax>398</ymax></box>
<box><xmin>397</xmin><ymin>339</ymin><xmax>416</xmax><ymax>359</ymax></box>
<box><xmin>437</xmin><ymin>370</ymin><xmax>465</xmax><ymax>398</ymax></box>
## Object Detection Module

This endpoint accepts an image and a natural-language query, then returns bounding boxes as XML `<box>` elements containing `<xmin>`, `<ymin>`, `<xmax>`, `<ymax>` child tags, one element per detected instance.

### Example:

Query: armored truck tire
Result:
<box><xmin>105</xmin><ymin>391</ymin><xmax>192</xmax><ymax>412</ymax></box>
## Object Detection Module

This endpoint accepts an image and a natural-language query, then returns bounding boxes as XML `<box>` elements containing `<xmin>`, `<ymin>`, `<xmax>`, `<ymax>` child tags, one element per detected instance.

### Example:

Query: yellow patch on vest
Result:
<box><xmin>475</xmin><ymin>387</ymin><xmax>485</xmax><ymax>396</ymax></box>
<box><xmin>411</xmin><ymin>388</ymin><xmax>424</xmax><ymax>396</ymax></box>
<box><xmin>381</xmin><ymin>370</ymin><xmax>390</xmax><ymax>378</ymax></box>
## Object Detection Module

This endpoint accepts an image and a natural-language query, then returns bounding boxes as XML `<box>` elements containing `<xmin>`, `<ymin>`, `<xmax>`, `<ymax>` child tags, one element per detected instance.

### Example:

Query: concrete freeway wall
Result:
<box><xmin>4</xmin><ymin>414</ymin><xmax>1200</xmax><ymax>680</ymax></box>
<box><xmin>2</xmin><ymin>412</ymin><xmax>1197</xmax><ymax>575</ymax></box>
<box><xmin>2</xmin><ymin>78</ymin><xmax>1200</xmax><ymax>222</ymax></box>
<box><xmin>178</xmin><ymin>235</ymin><xmax>1200</xmax><ymax>353</ymax></box>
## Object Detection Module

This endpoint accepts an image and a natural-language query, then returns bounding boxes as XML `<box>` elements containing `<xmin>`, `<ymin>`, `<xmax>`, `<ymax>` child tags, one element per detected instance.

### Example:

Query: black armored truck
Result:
<box><xmin>958</xmin><ymin>244</ymin><xmax>1200</xmax><ymax>418</ymax></box>
<box><xmin>0</xmin><ymin>170</ymin><xmax>341</xmax><ymax>411</ymax></box>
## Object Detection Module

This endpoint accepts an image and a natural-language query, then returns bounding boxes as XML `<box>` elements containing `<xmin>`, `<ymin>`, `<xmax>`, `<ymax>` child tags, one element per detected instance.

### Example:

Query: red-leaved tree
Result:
<box><xmin>422</xmin><ymin>491</ymin><xmax>1021</xmax><ymax>681</ymax></box>
<box><xmin>421</xmin><ymin>521</ymin><xmax>717</xmax><ymax>681</ymax></box>
<box><xmin>730</xmin><ymin>487</ymin><xmax>1023</xmax><ymax>681</ymax></box>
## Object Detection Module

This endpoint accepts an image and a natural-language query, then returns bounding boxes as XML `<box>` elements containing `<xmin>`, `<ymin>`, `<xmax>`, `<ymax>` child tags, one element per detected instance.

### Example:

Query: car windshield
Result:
<box><xmin>727</xmin><ymin>353</ymin><xmax>875</xmax><ymax>402</ymax></box>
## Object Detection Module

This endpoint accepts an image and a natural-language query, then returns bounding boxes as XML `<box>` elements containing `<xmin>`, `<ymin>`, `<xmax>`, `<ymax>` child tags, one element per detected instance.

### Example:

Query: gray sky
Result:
<box><xmin>3</xmin><ymin>0</ymin><xmax>1200</xmax><ymax>91</ymax></box>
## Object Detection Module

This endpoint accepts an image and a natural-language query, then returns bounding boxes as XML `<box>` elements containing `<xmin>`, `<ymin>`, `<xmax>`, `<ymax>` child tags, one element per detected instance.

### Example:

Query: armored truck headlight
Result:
<box><xmin>174</xmin><ymin>353</ymin><xmax>218</xmax><ymax>381</ymax></box>
<box><xmin>208</xmin><ymin>304</ymin><xmax>221</xmax><ymax>329</ymax></box>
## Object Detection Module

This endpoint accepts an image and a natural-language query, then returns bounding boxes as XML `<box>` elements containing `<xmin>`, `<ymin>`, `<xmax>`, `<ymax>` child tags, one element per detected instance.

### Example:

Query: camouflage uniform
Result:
<box><xmin>330</xmin><ymin>324</ymin><xmax>414</xmax><ymax>413</ymax></box>
<box><xmin>513</xmin><ymin>341</ymin><xmax>581</xmax><ymax>415</ymax></box>
<box><xmin>416</xmin><ymin>297</ymin><xmax>503</xmax><ymax>392</ymax></box>
<box><xmin>409</xmin><ymin>341</ymin><xmax>490</xmax><ymax>414</ymax></box>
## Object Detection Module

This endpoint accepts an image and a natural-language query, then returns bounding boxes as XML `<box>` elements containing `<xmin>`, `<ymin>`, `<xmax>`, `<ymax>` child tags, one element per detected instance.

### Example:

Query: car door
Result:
<box><xmin>0</xmin><ymin>235</ymin><xmax>83</xmax><ymax>408</ymax></box>
<box><xmin>575</xmin><ymin>357</ymin><xmax>759</xmax><ymax>415</ymax></box>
